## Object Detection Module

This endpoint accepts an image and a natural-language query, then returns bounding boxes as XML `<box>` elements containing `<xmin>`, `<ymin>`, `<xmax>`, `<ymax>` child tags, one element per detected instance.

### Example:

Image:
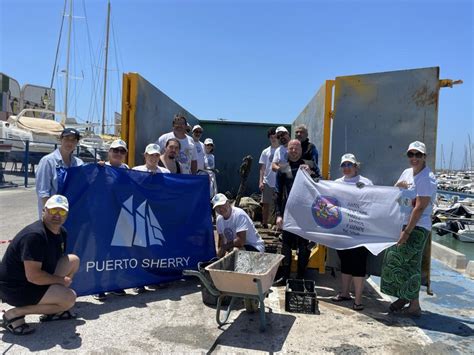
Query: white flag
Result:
<box><xmin>283</xmin><ymin>170</ymin><xmax>414</xmax><ymax>255</ymax></box>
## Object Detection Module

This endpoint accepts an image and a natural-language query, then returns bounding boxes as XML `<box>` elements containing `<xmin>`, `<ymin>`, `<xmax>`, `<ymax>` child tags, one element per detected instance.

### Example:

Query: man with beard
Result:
<box><xmin>156</xmin><ymin>114</ymin><xmax>197</xmax><ymax>174</ymax></box>
<box><xmin>159</xmin><ymin>138</ymin><xmax>182</xmax><ymax>174</ymax></box>
<box><xmin>271</xmin><ymin>126</ymin><xmax>290</xmax><ymax>172</ymax></box>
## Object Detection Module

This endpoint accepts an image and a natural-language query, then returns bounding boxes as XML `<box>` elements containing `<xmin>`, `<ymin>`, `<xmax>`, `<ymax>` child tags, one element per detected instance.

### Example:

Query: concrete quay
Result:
<box><xmin>0</xmin><ymin>188</ymin><xmax>473</xmax><ymax>354</ymax></box>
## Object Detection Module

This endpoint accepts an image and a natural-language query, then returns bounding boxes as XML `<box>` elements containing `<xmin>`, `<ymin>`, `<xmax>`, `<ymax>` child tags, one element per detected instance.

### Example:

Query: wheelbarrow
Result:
<box><xmin>183</xmin><ymin>250</ymin><xmax>284</xmax><ymax>332</ymax></box>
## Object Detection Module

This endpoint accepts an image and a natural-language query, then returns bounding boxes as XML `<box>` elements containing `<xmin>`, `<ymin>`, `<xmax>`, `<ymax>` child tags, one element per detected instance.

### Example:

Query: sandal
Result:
<box><xmin>353</xmin><ymin>303</ymin><xmax>364</xmax><ymax>311</ymax></box>
<box><xmin>389</xmin><ymin>299</ymin><xmax>408</xmax><ymax>313</ymax></box>
<box><xmin>1</xmin><ymin>314</ymin><xmax>35</xmax><ymax>335</ymax></box>
<box><xmin>331</xmin><ymin>293</ymin><xmax>352</xmax><ymax>302</ymax></box>
<box><xmin>39</xmin><ymin>310</ymin><xmax>77</xmax><ymax>323</ymax></box>
<box><xmin>397</xmin><ymin>307</ymin><xmax>422</xmax><ymax>318</ymax></box>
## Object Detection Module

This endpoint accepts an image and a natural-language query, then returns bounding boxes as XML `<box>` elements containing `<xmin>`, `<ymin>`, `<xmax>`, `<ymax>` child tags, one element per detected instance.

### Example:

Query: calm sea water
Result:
<box><xmin>432</xmin><ymin>229</ymin><xmax>474</xmax><ymax>261</ymax></box>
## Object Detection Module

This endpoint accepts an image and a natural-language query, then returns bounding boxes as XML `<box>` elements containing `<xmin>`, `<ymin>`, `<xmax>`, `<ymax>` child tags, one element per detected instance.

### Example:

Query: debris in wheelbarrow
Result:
<box><xmin>206</xmin><ymin>250</ymin><xmax>284</xmax><ymax>295</ymax></box>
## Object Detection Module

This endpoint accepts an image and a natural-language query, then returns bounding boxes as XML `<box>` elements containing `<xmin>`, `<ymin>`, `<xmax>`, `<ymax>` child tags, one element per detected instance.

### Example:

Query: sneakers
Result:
<box><xmin>93</xmin><ymin>292</ymin><xmax>107</xmax><ymax>301</ymax></box>
<box><xmin>134</xmin><ymin>287</ymin><xmax>146</xmax><ymax>294</ymax></box>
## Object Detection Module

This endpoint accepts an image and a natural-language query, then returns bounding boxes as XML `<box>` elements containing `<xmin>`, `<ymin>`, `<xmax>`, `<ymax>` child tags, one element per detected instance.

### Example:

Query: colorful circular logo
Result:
<box><xmin>223</xmin><ymin>228</ymin><xmax>234</xmax><ymax>242</ymax></box>
<box><xmin>311</xmin><ymin>195</ymin><xmax>342</xmax><ymax>229</ymax></box>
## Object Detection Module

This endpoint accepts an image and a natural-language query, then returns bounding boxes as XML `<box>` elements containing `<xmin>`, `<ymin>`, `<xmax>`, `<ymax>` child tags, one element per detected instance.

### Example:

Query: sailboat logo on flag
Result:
<box><xmin>110</xmin><ymin>195</ymin><xmax>165</xmax><ymax>248</ymax></box>
<box><xmin>311</xmin><ymin>195</ymin><xmax>342</xmax><ymax>229</ymax></box>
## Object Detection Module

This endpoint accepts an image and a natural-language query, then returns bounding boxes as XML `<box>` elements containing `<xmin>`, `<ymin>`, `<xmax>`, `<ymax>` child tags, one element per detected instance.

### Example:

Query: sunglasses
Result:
<box><xmin>407</xmin><ymin>151</ymin><xmax>423</xmax><ymax>158</ymax></box>
<box><xmin>111</xmin><ymin>148</ymin><xmax>127</xmax><ymax>154</ymax></box>
<box><xmin>340</xmin><ymin>162</ymin><xmax>354</xmax><ymax>168</ymax></box>
<box><xmin>48</xmin><ymin>208</ymin><xmax>68</xmax><ymax>216</ymax></box>
<box><xmin>193</xmin><ymin>130</ymin><xmax>203</xmax><ymax>134</ymax></box>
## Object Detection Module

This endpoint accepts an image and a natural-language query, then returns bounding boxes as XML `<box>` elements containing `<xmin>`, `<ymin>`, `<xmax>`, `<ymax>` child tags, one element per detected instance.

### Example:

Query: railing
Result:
<box><xmin>0</xmin><ymin>138</ymin><xmax>107</xmax><ymax>188</ymax></box>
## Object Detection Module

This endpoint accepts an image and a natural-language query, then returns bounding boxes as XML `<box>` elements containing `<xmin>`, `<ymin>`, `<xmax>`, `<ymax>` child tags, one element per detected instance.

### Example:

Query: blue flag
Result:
<box><xmin>60</xmin><ymin>164</ymin><xmax>216</xmax><ymax>296</ymax></box>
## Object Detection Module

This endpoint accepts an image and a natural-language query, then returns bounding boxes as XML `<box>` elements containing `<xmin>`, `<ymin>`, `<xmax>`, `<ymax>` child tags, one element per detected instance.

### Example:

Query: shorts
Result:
<box><xmin>0</xmin><ymin>281</ymin><xmax>50</xmax><ymax>307</ymax></box>
<box><xmin>261</xmin><ymin>183</ymin><xmax>275</xmax><ymax>204</ymax></box>
<box><xmin>336</xmin><ymin>247</ymin><xmax>368</xmax><ymax>277</ymax></box>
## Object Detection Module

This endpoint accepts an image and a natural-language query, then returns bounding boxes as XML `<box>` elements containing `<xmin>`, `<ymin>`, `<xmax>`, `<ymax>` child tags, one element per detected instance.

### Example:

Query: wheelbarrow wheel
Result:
<box><xmin>244</xmin><ymin>298</ymin><xmax>259</xmax><ymax>313</ymax></box>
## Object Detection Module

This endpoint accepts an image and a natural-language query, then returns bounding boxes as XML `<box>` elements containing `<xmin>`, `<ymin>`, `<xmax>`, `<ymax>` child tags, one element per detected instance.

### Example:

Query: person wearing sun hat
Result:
<box><xmin>381</xmin><ymin>141</ymin><xmax>437</xmax><ymax>317</ymax></box>
<box><xmin>331</xmin><ymin>153</ymin><xmax>373</xmax><ymax>311</ymax></box>
<box><xmin>36</xmin><ymin>128</ymin><xmax>84</xmax><ymax>219</ymax></box>
<box><xmin>133</xmin><ymin>143</ymin><xmax>170</xmax><ymax>174</ymax></box>
<box><xmin>0</xmin><ymin>195</ymin><xmax>80</xmax><ymax>335</ymax></box>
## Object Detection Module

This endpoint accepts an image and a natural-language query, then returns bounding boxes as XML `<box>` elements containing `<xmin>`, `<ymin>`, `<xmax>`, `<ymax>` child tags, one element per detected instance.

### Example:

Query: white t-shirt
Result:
<box><xmin>335</xmin><ymin>175</ymin><xmax>373</xmax><ymax>186</ymax></box>
<box><xmin>216</xmin><ymin>207</ymin><xmax>265</xmax><ymax>252</ymax></box>
<box><xmin>204</xmin><ymin>153</ymin><xmax>215</xmax><ymax>170</ymax></box>
<box><xmin>272</xmin><ymin>145</ymin><xmax>288</xmax><ymax>165</ymax></box>
<box><xmin>157</xmin><ymin>132</ymin><xmax>197</xmax><ymax>174</ymax></box>
<box><xmin>132</xmin><ymin>165</ymin><xmax>170</xmax><ymax>174</ymax></box>
<box><xmin>194</xmin><ymin>140</ymin><xmax>206</xmax><ymax>171</ymax></box>
<box><xmin>396</xmin><ymin>166</ymin><xmax>437</xmax><ymax>230</ymax></box>
<box><xmin>259</xmin><ymin>146</ymin><xmax>277</xmax><ymax>187</ymax></box>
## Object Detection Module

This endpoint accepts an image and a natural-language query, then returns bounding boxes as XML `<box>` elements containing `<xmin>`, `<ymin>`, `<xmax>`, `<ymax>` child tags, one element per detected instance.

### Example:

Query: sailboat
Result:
<box><xmin>1</xmin><ymin>0</ymin><xmax>118</xmax><ymax>163</ymax></box>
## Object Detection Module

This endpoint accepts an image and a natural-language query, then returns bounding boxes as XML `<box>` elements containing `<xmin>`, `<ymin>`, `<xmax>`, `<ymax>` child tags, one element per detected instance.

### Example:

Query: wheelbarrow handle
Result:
<box><xmin>182</xmin><ymin>269</ymin><xmax>221</xmax><ymax>297</ymax></box>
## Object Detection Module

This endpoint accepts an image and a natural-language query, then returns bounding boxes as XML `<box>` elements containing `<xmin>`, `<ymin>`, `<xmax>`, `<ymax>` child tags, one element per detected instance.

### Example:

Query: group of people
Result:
<box><xmin>0</xmin><ymin>111</ymin><xmax>436</xmax><ymax>336</ymax></box>
<box><xmin>0</xmin><ymin>113</ymin><xmax>220</xmax><ymax>335</ymax></box>
<box><xmin>258</xmin><ymin>126</ymin><xmax>436</xmax><ymax>316</ymax></box>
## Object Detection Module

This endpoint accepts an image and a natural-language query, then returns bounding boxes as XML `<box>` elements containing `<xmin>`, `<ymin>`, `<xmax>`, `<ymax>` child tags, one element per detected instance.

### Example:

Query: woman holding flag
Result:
<box><xmin>380</xmin><ymin>141</ymin><xmax>437</xmax><ymax>317</ymax></box>
<box><xmin>331</xmin><ymin>153</ymin><xmax>373</xmax><ymax>311</ymax></box>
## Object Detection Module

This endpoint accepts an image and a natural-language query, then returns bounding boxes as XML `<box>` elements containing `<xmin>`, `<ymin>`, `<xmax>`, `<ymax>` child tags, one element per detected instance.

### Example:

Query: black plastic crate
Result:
<box><xmin>285</xmin><ymin>279</ymin><xmax>319</xmax><ymax>314</ymax></box>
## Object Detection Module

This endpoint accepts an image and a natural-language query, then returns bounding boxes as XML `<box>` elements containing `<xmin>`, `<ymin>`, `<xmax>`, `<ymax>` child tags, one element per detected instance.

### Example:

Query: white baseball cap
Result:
<box><xmin>204</xmin><ymin>138</ymin><xmax>214</xmax><ymax>145</ymax></box>
<box><xmin>340</xmin><ymin>153</ymin><xmax>358</xmax><ymax>165</ymax></box>
<box><xmin>44</xmin><ymin>195</ymin><xmax>69</xmax><ymax>212</ymax></box>
<box><xmin>407</xmin><ymin>141</ymin><xmax>426</xmax><ymax>154</ymax></box>
<box><xmin>211</xmin><ymin>193</ymin><xmax>228</xmax><ymax>209</ymax></box>
<box><xmin>192</xmin><ymin>125</ymin><xmax>203</xmax><ymax>132</ymax></box>
<box><xmin>275</xmin><ymin>126</ymin><xmax>289</xmax><ymax>134</ymax></box>
<box><xmin>110</xmin><ymin>139</ymin><xmax>128</xmax><ymax>151</ymax></box>
<box><xmin>145</xmin><ymin>143</ymin><xmax>160</xmax><ymax>155</ymax></box>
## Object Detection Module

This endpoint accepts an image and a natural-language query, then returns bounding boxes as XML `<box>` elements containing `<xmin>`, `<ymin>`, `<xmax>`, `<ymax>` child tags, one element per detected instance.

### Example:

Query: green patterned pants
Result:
<box><xmin>380</xmin><ymin>227</ymin><xmax>429</xmax><ymax>300</ymax></box>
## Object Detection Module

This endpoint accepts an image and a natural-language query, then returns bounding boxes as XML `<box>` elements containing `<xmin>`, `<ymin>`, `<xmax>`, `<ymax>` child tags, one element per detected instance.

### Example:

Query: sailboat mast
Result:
<box><xmin>468</xmin><ymin>134</ymin><xmax>473</xmax><ymax>172</ymax></box>
<box><xmin>448</xmin><ymin>142</ymin><xmax>454</xmax><ymax>173</ymax></box>
<box><xmin>101</xmin><ymin>0</ymin><xmax>111</xmax><ymax>135</ymax></box>
<box><xmin>64</xmin><ymin>0</ymin><xmax>73</xmax><ymax>120</ymax></box>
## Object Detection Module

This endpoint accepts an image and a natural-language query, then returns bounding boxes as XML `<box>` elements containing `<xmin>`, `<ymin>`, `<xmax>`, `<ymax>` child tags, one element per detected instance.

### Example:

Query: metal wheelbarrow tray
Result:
<box><xmin>184</xmin><ymin>250</ymin><xmax>284</xmax><ymax>332</ymax></box>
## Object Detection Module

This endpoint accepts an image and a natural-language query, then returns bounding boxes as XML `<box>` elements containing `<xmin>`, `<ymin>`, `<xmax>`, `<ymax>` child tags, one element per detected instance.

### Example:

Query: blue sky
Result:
<box><xmin>1</xmin><ymin>0</ymin><xmax>472</xmax><ymax>169</ymax></box>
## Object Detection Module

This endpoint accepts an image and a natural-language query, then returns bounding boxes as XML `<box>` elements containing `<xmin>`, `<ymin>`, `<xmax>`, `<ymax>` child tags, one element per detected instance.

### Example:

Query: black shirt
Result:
<box><xmin>0</xmin><ymin>220</ymin><xmax>66</xmax><ymax>284</ymax></box>
<box><xmin>274</xmin><ymin>159</ymin><xmax>320</xmax><ymax>217</ymax></box>
<box><xmin>158</xmin><ymin>159</ymin><xmax>181</xmax><ymax>174</ymax></box>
